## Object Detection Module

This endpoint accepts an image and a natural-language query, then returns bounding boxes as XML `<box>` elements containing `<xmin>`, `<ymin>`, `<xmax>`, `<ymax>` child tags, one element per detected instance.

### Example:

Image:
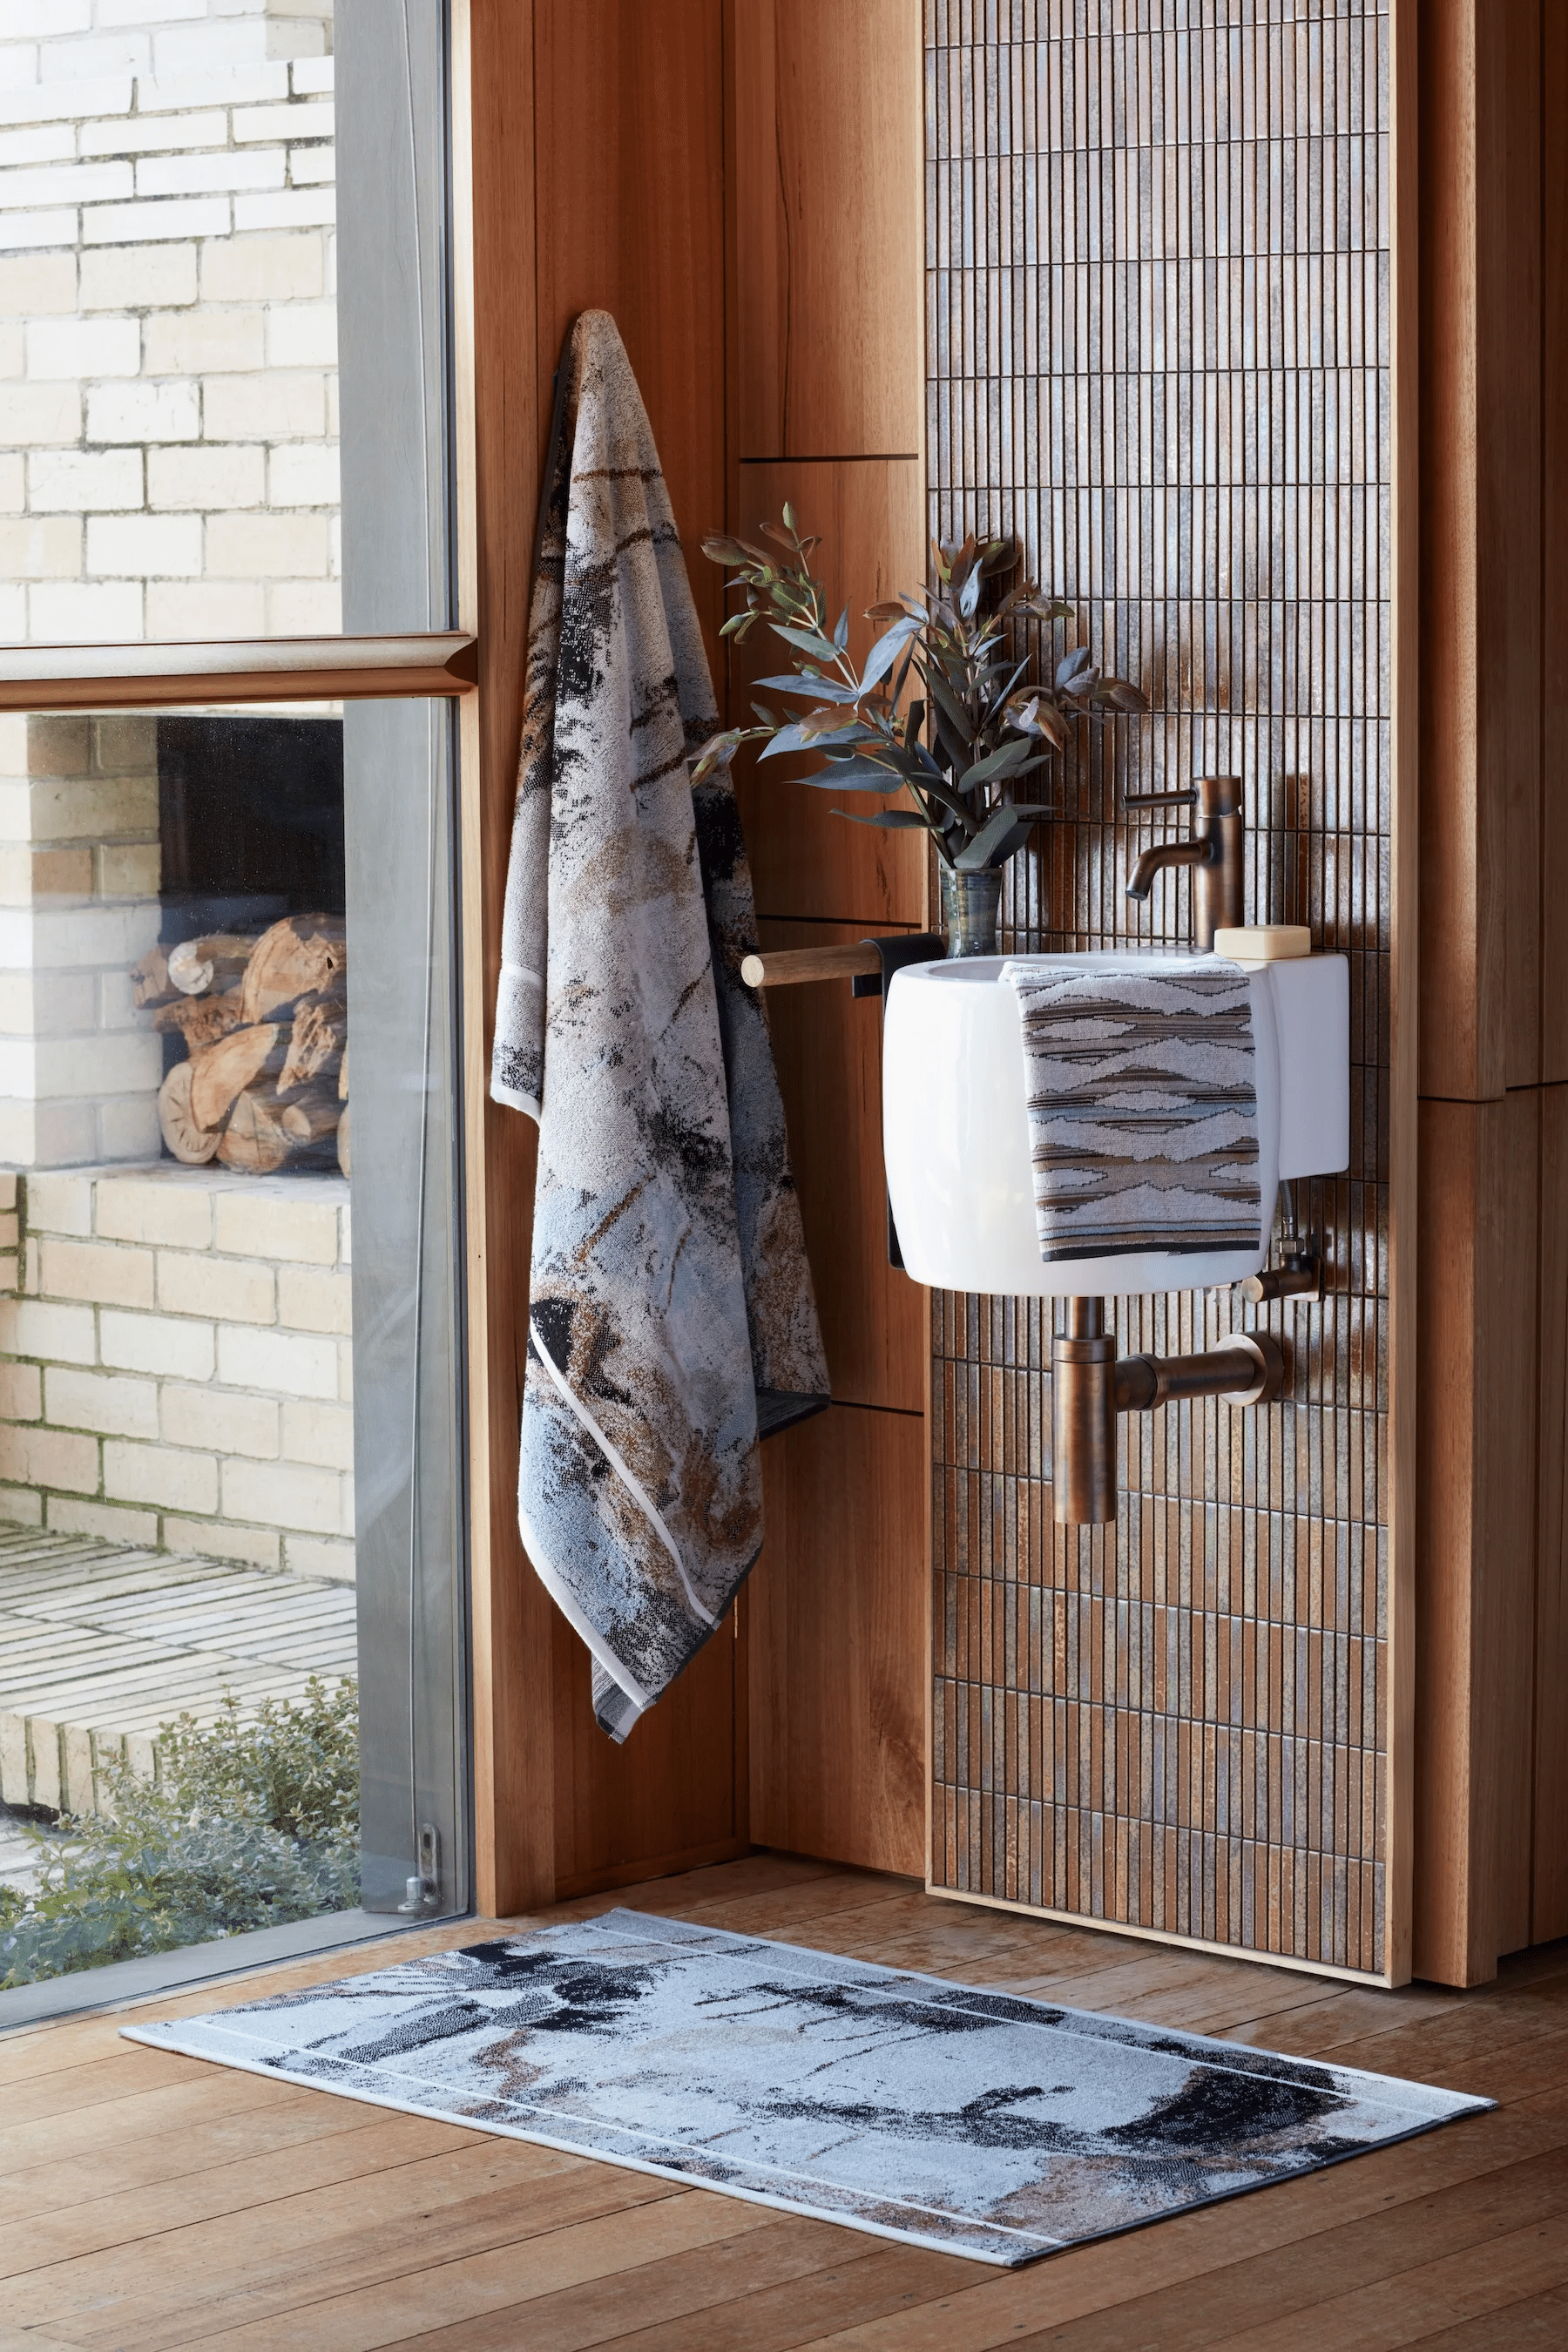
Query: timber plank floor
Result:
<box><xmin>1</xmin><ymin>1855</ymin><xmax>1564</xmax><ymax>2349</ymax></box>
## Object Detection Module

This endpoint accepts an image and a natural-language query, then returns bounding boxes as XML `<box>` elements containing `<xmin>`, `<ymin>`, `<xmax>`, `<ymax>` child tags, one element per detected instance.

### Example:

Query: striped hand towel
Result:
<box><xmin>1002</xmin><ymin>956</ymin><xmax>1263</xmax><ymax>1262</ymax></box>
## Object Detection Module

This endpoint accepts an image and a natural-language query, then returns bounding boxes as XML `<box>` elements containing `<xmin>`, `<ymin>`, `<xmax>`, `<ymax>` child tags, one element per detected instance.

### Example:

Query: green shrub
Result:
<box><xmin>0</xmin><ymin>1678</ymin><xmax>360</xmax><ymax>1990</ymax></box>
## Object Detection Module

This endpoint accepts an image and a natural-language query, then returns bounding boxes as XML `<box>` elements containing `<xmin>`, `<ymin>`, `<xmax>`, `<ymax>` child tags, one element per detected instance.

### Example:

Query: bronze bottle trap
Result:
<box><xmin>1051</xmin><ymin>1296</ymin><xmax>1286</xmax><ymax>1526</ymax></box>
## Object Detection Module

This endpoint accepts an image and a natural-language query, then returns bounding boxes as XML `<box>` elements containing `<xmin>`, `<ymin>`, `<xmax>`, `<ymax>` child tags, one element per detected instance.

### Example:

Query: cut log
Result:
<box><xmin>152</xmin><ymin>990</ymin><xmax>243</xmax><ymax>1051</ymax></box>
<box><xmin>132</xmin><ymin>945</ymin><xmax>173</xmax><ymax>1011</ymax></box>
<box><xmin>133</xmin><ymin>933</ymin><xmax>258</xmax><ymax>1010</ymax></box>
<box><xmin>188</xmin><ymin>1022</ymin><xmax>285</xmax><ymax>1132</ymax></box>
<box><xmin>220</xmin><ymin>1082</ymin><xmax>341</xmax><ymax>1174</ymax></box>
<box><xmin>158</xmin><ymin>1060</ymin><xmax>221</xmax><ymax>1165</ymax></box>
<box><xmin>279</xmin><ymin>990</ymin><xmax>346</xmax><ymax>1095</ymax></box>
<box><xmin>336</xmin><ymin>1101</ymin><xmax>350</xmax><ymax>1177</ymax></box>
<box><xmin>280</xmin><ymin>1087</ymin><xmax>341</xmax><ymax>1145</ymax></box>
<box><xmin>216</xmin><ymin>1085</ymin><xmax>293</xmax><ymax>1175</ymax></box>
<box><xmin>337</xmin><ymin>1041</ymin><xmax>349</xmax><ymax>1101</ymax></box>
<box><xmin>167</xmin><ymin>933</ymin><xmax>256</xmax><ymax>997</ymax></box>
<box><xmin>240</xmin><ymin>914</ymin><xmax>348</xmax><ymax>1025</ymax></box>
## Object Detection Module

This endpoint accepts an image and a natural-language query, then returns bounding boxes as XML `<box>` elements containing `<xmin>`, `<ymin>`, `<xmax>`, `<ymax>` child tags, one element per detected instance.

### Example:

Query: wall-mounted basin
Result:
<box><xmin>883</xmin><ymin>950</ymin><xmax>1349</xmax><ymax>1297</ymax></box>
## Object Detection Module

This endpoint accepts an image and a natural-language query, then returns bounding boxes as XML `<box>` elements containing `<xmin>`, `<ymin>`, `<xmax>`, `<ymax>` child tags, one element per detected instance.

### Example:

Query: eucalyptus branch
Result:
<box><xmin>695</xmin><ymin>506</ymin><xmax>1147</xmax><ymax>872</ymax></box>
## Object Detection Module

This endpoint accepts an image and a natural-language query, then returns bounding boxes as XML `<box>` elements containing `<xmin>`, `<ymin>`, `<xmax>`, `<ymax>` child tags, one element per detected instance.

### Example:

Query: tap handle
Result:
<box><xmin>1125</xmin><ymin>777</ymin><xmax>1243</xmax><ymax>818</ymax></box>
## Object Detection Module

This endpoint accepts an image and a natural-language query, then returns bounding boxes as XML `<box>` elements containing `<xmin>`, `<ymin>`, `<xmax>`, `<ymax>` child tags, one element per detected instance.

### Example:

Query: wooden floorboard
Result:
<box><xmin>2</xmin><ymin>1859</ymin><xmax>1563</xmax><ymax>2349</ymax></box>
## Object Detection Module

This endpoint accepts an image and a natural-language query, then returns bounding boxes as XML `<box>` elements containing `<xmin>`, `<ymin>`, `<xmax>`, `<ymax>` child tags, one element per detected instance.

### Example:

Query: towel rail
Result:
<box><xmin>740</xmin><ymin>943</ymin><xmax>883</xmax><ymax>989</ymax></box>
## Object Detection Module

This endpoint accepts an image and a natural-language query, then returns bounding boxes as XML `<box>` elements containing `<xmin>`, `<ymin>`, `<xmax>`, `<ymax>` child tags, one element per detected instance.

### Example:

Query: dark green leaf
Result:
<box><xmin>959</xmin><ymin>735</ymin><xmax>1034</xmax><ymax>788</ymax></box>
<box><xmin>956</xmin><ymin>801</ymin><xmax>1044</xmax><ymax>870</ymax></box>
<box><xmin>918</xmin><ymin>657</ymin><xmax>976</xmax><ymax>745</ymax></box>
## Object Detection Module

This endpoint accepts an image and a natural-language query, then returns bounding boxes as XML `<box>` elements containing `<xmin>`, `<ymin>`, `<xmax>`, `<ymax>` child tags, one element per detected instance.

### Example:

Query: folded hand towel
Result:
<box><xmin>1002</xmin><ymin>956</ymin><xmax>1262</xmax><ymax>1262</ymax></box>
<box><xmin>491</xmin><ymin>311</ymin><xmax>828</xmax><ymax>1741</ymax></box>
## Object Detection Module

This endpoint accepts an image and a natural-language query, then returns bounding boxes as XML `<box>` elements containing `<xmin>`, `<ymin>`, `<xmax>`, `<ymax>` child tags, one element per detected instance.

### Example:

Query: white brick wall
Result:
<box><xmin>0</xmin><ymin>3</ymin><xmax>337</xmax><ymax>646</ymax></box>
<box><xmin>0</xmin><ymin>713</ymin><xmax>160</xmax><ymax>1168</ymax></box>
<box><xmin>0</xmin><ymin>13</ymin><xmax>357</xmax><ymax>1596</ymax></box>
<box><xmin>0</xmin><ymin>1161</ymin><xmax>356</xmax><ymax>1578</ymax></box>
<box><xmin>0</xmin><ymin>3</ymin><xmax>341</xmax><ymax>1171</ymax></box>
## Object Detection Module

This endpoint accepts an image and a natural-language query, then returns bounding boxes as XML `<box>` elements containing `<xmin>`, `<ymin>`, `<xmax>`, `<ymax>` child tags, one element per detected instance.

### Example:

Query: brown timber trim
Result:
<box><xmin>1386</xmin><ymin>0</ymin><xmax>1419</xmax><ymax>1989</ymax></box>
<box><xmin>0</xmin><ymin>632</ymin><xmax>478</xmax><ymax>710</ymax></box>
<box><xmin>455</xmin><ymin>0</ymin><xmax>556</xmax><ymax>1916</ymax></box>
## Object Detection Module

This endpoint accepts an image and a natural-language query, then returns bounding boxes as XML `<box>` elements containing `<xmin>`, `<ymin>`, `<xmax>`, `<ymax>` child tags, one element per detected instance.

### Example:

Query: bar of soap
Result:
<box><xmin>1213</xmin><ymin>924</ymin><xmax>1311</xmax><ymax>962</ymax></box>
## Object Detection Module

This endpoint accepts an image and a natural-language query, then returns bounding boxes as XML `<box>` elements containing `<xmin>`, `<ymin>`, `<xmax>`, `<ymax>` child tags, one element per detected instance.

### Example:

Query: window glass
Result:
<box><xmin>0</xmin><ymin>1</ymin><xmax>449</xmax><ymax>647</ymax></box>
<box><xmin>0</xmin><ymin>693</ymin><xmax>465</xmax><ymax>1992</ymax></box>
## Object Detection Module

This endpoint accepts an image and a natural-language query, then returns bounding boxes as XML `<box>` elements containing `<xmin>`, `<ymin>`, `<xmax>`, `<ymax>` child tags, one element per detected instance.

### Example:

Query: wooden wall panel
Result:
<box><xmin>459</xmin><ymin>0</ymin><xmax>555</xmax><ymax>1915</ymax></box>
<box><xmin>748</xmin><ymin>1405</ymin><xmax>927</xmax><ymax>1876</ymax></box>
<box><xmin>1412</xmin><ymin>0</ymin><xmax>1565</xmax><ymax>1982</ymax></box>
<box><xmin>530</xmin><ymin>0</ymin><xmax>744</xmax><ymax>1892</ymax></box>
<box><xmin>551</xmin><ymin>1613</ymin><xmax>745</xmax><ymax>1900</ymax></box>
<box><xmin>1419</xmin><ymin>0</ymin><xmax>1544</xmax><ymax>1103</ymax></box>
<box><xmin>732</xmin><ymin>0</ymin><xmax>923</xmax><ymax>461</ymax></box>
<box><xmin>1414</xmin><ymin>1093</ymin><xmax>1540</xmax><ymax>1984</ymax></box>
<box><xmin>1532</xmin><ymin>1085</ymin><xmax>1568</xmax><ymax>1943</ymax></box>
<box><xmin>532</xmin><ymin>0</ymin><xmax>729</xmax><ymax>686</ymax></box>
<box><xmin>733</xmin><ymin>458</ymin><xmax>926</xmax><ymax>927</ymax></box>
<box><xmin>1546</xmin><ymin>0</ymin><xmax>1568</xmax><ymax>1088</ymax></box>
<box><xmin>757</xmin><ymin>916</ymin><xmax>924</xmax><ymax>1413</ymax></box>
<box><xmin>463</xmin><ymin>0</ymin><xmax>747</xmax><ymax>1906</ymax></box>
<box><xmin>1481</xmin><ymin>7</ymin><xmax>1544</xmax><ymax>1088</ymax></box>
<box><xmin>731</xmin><ymin>5</ymin><xmax>928</xmax><ymax>1884</ymax></box>
<box><xmin>1385</xmin><ymin>0</ymin><xmax>1420</xmax><ymax>1992</ymax></box>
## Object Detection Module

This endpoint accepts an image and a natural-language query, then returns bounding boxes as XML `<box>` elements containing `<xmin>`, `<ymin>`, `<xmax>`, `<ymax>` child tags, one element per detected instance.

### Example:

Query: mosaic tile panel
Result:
<box><xmin>925</xmin><ymin>0</ymin><xmax>1390</xmax><ymax>1974</ymax></box>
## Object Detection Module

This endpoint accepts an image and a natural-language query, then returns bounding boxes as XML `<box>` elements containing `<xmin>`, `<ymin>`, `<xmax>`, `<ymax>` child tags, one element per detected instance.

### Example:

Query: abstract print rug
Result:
<box><xmin>124</xmin><ymin>1909</ymin><xmax>1489</xmax><ymax>2268</ymax></box>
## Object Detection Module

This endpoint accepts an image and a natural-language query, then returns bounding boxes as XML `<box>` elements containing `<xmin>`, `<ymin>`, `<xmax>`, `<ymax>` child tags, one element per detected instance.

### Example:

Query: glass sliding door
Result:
<box><xmin>343</xmin><ymin>693</ymin><xmax>466</xmax><ymax>1919</ymax></box>
<box><xmin>0</xmin><ymin>0</ymin><xmax>470</xmax><ymax>2015</ymax></box>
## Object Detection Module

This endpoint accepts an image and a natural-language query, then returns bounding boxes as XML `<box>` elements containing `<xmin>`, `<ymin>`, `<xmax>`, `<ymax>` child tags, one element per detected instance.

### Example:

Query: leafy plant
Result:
<box><xmin>694</xmin><ymin>510</ymin><xmax>1146</xmax><ymax>871</ymax></box>
<box><xmin>0</xmin><ymin>1678</ymin><xmax>360</xmax><ymax>1990</ymax></box>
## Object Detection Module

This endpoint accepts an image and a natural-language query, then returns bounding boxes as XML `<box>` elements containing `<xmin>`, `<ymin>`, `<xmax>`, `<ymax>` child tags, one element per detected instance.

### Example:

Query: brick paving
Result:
<box><xmin>0</xmin><ymin>1525</ymin><xmax>355</xmax><ymax>1818</ymax></box>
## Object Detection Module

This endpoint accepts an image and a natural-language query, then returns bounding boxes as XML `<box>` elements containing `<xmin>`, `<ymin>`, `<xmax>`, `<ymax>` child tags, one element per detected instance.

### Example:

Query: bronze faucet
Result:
<box><xmin>1124</xmin><ymin>775</ymin><xmax>1245</xmax><ymax>950</ymax></box>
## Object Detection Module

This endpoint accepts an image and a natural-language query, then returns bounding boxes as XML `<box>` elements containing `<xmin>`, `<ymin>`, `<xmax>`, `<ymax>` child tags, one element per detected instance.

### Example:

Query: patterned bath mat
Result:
<box><xmin>123</xmin><ymin>1908</ymin><xmax>1489</xmax><ymax>2267</ymax></box>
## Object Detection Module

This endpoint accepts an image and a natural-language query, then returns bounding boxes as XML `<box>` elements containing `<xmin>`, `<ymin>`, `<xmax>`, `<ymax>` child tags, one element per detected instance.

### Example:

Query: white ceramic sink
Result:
<box><xmin>882</xmin><ymin>950</ymin><xmax>1349</xmax><ymax>1297</ymax></box>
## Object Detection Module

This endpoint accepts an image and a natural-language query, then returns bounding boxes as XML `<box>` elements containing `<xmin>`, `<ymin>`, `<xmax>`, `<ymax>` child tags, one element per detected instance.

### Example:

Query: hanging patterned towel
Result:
<box><xmin>1002</xmin><ymin>956</ymin><xmax>1263</xmax><ymax>1262</ymax></box>
<box><xmin>490</xmin><ymin>311</ymin><xmax>828</xmax><ymax>1742</ymax></box>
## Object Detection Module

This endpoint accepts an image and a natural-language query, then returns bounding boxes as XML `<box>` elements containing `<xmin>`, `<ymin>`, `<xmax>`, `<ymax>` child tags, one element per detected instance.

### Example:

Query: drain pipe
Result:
<box><xmin>1051</xmin><ymin>1297</ymin><xmax>1285</xmax><ymax>1525</ymax></box>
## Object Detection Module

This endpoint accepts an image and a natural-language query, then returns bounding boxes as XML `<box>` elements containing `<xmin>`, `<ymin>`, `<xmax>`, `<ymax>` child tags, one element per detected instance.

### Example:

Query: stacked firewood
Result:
<box><xmin>133</xmin><ymin>913</ymin><xmax>350</xmax><ymax>1176</ymax></box>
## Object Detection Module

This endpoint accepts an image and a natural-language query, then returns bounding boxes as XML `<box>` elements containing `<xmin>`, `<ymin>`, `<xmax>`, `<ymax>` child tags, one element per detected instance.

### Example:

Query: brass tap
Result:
<box><xmin>1124</xmin><ymin>775</ymin><xmax>1245</xmax><ymax>950</ymax></box>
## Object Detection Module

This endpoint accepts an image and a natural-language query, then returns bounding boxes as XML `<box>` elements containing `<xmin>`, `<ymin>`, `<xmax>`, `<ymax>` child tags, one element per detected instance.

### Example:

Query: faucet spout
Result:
<box><xmin>1126</xmin><ymin>836</ymin><xmax>1210</xmax><ymax>902</ymax></box>
<box><xmin>1122</xmin><ymin>774</ymin><xmax>1245</xmax><ymax>947</ymax></box>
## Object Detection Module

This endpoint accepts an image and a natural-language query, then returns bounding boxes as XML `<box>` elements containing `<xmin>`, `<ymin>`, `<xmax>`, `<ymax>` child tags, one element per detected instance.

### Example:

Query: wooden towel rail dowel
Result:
<box><xmin>740</xmin><ymin>943</ymin><xmax>883</xmax><ymax>990</ymax></box>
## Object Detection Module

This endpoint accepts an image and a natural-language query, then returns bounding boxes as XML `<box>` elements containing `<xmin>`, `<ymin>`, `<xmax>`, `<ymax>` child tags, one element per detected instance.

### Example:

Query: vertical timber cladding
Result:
<box><xmin>927</xmin><ymin>3</ymin><xmax>1392</xmax><ymax>1974</ymax></box>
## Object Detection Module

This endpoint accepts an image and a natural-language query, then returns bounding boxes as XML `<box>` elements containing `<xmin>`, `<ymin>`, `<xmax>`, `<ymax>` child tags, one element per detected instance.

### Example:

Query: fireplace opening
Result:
<box><xmin>158</xmin><ymin>714</ymin><xmax>345</xmax><ymax>955</ymax></box>
<box><xmin>136</xmin><ymin>714</ymin><xmax>350</xmax><ymax>1179</ymax></box>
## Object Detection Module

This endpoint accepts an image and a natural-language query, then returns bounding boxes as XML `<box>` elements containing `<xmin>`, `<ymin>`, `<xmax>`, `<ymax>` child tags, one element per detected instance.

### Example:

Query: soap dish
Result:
<box><xmin>1213</xmin><ymin>923</ymin><xmax>1311</xmax><ymax>962</ymax></box>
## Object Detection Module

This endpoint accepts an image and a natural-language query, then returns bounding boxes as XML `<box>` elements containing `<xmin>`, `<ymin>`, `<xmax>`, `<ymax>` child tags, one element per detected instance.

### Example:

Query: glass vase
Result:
<box><xmin>939</xmin><ymin>864</ymin><xmax>1003</xmax><ymax>958</ymax></box>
